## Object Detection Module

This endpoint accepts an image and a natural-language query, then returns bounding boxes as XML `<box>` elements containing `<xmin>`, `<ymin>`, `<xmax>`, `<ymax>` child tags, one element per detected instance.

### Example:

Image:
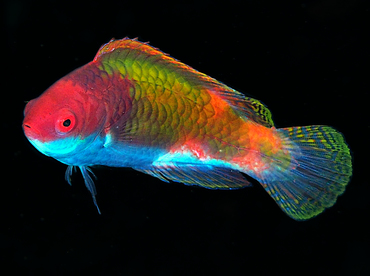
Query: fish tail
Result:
<box><xmin>259</xmin><ymin>125</ymin><xmax>352</xmax><ymax>220</ymax></box>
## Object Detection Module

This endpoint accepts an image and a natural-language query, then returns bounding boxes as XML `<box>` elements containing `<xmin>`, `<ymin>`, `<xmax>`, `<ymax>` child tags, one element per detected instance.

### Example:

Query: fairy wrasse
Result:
<box><xmin>22</xmin><ymin>38</ymin><xmax>352</xmax><ymax>220</ymax></box>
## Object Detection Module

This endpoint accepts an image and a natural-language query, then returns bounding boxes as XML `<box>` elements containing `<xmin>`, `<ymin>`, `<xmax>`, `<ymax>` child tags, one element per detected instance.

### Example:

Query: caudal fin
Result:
<box><xmin>260</xmin><ymin>125</ymin><xmax>352</xmax><ymax>220</ymax></box>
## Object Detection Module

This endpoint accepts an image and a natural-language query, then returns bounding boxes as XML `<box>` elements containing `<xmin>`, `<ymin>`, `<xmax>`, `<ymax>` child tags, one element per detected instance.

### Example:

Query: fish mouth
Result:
<box><xmin>23</xmin><ymin>124</ymin><xmax>65</xmax><ymax>157</ymax></box>
<box><xmin>22</xmin><ymin>121</ymin><xmax>43</xmax><ymax>141</ymax></box>
<box><xmin>23</xmin><ymin>122</ymin><xmax>40</xmax><ymax>140</ymax></box>
<box><xmin>22</xmin><ymin>121</ymin><xmax>52</xmax><ymax>156</ymax></box>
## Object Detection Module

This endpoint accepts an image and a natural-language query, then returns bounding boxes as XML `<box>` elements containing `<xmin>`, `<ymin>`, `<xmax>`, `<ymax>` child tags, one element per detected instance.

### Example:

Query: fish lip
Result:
<box><xmin>22</xmin><ymin>122</ymin><xmax>42</xmax><ymax>141</ymax></box>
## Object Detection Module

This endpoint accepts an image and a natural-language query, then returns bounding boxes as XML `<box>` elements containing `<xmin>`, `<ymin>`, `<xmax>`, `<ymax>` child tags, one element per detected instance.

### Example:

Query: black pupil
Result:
<box><xmin>63</xmin><ymin>119</ymin><xmax>71</xmax><ymax>127</ymax></box>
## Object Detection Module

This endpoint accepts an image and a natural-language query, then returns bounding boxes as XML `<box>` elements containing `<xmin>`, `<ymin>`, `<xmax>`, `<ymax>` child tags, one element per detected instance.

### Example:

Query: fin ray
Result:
<box><xmin>78</xmin><ymin>166</ymin><xmax>101</xmax><ymax>214</ymax></box>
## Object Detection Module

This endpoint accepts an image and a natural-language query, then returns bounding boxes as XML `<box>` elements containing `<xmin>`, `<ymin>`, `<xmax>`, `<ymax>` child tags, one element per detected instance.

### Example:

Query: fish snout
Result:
<box><xmin>22</xmin><ymin>121</ymin><xmax>41</xmax><ymax>140</ymax></box>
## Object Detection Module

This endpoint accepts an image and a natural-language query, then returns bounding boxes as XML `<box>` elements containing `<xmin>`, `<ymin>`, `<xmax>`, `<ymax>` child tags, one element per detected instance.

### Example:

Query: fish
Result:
<box><xmin>22</xmin><ymin>37</ymin><xmax>352</xmax><ymax>220</ymax></box>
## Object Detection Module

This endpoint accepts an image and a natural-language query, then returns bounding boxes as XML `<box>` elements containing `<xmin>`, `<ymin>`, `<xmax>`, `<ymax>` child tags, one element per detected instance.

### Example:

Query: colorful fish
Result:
<box><xmin>22</xmin><ymin>38</ymin><xmax>352</xmax><ymax>220</ymax></box>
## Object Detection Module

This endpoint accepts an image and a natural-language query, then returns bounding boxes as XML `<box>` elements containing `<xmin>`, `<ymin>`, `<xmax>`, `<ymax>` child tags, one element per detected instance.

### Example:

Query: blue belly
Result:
<box><xmin>51</xmin><ymin>134</ymin><xmax>167</xmax><ymax>168</ymax></box>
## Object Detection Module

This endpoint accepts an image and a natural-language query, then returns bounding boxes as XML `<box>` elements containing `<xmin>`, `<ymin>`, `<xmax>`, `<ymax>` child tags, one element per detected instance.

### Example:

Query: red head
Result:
<box><xmin>22</xmin><ymin>65</ymin><xmax>108</xmax><ymax>161</ymax></box>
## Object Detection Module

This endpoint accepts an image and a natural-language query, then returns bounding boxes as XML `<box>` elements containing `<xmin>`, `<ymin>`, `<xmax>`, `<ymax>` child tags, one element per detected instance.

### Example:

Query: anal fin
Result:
<box><xmin>133</xmin><ymin>164</ymin><xmax>251</xmax><ymax>189</ymax></box>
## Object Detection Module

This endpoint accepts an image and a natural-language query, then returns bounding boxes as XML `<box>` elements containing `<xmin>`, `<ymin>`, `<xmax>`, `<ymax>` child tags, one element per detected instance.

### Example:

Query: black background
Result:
<box><xmin>3</xmin><ymin>0</ymin><xmax>369</xmax><ymax>275</ymax></box>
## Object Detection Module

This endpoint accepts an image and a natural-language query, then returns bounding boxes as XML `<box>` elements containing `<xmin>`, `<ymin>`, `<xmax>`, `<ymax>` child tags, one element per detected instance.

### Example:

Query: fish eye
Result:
<box><xmin>55</xmin><ymin>109</ymin><xmax>76</xmax><ymax>135</ymax></box>
<box><xmin>63</xmin><ymin>119</ymin><xmax>71</xmax><ymax>127</ymax></box>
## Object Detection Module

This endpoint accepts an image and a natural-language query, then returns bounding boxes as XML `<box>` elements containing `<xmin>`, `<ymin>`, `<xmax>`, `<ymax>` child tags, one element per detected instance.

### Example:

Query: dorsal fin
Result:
<box><xmin>215</xmin><ymin>89</ymin><xmax>274</xmax><ymax>128</ymax></box>
<box><xmin>93</xmin><ymin>37</ymin><xmax>274</xmax><ymax>128</ymax></box>
<box><xmin>93</xmin><ymin>37</ymin><xmax>170</xmax><ymax>62</ymax></box>
<box><xmin>243</xmin><ymin>97</ymin><xmax>274</xmax><ymax>127</ymax></box>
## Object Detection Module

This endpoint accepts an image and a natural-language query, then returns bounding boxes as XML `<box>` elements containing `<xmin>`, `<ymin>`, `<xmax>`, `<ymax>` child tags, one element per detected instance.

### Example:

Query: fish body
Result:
<box><xmin>23</xmin><ymin>38</ymin><xmax>352</xmax><ymax>220</ymax></box>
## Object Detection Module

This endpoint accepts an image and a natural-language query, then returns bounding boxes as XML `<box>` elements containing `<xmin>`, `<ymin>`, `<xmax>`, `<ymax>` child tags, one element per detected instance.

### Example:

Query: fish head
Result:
<box><xmin>23</xmin><ymin>73</ymin><xmax>106</xmax><ymax>163</ymax></box>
